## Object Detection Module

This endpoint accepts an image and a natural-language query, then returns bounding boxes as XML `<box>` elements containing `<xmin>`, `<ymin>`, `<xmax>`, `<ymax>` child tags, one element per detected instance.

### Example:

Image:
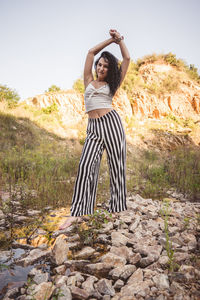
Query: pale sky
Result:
<box><xmin>0</xmin><ymin>0</ymin><xmax>200</xmax><ymax>100</ymax></box>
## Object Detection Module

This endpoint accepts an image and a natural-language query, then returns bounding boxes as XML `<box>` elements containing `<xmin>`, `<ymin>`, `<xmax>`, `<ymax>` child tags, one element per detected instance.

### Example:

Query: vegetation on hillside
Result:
<box><xmin>0</xmin><ymin>105</ymin><xmax>199</xmax><ymax>212</ymax></box>
<box><xmin>0</xmin><ymin>84</ymin><xmax>20</xmax><ymax>108</ymax></box>
<box><xmin>45</xmin><ymin>84</ymin><xmax>61</xmax><ymax>93</ymax></box>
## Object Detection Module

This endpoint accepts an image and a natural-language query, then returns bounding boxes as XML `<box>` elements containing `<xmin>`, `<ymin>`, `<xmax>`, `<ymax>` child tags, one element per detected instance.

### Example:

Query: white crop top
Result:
<box><xmin>84</xmin><ymin>82</ymin><xmax>113</xmax><ymax>113</ymax></box>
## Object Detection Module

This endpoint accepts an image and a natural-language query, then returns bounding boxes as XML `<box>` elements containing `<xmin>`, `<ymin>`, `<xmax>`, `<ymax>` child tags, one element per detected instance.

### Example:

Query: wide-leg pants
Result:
<box><xmin>70</xmin><ymin>109</ymin><xmax>127</xmax><ymax>216</ymax></box>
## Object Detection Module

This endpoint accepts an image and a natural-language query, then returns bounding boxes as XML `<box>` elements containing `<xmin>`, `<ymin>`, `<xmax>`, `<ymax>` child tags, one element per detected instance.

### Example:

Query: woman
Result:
<box><xmin>59</xmin><ymin>29</ymin><xmax>130</xmax><ymax>230</ymax></box>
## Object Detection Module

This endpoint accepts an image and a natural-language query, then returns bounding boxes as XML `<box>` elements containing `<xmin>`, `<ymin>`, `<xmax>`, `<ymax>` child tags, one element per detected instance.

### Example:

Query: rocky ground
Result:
<box><xmin>1</xmin><ymin>193</ymin><xmax>200</xmax><ymax>300</ymax></box>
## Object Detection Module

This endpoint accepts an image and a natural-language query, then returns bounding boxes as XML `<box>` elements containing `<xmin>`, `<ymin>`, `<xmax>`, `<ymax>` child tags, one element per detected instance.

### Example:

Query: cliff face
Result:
<box><xmin>131</xmin><ymin>62</ymin><xmax>200</xmax><ymax>120</ymax></box>
<box><xmin>23</xmin><ymin>61</ymin><xmax>200</xmax><ymax>126</ymax></box>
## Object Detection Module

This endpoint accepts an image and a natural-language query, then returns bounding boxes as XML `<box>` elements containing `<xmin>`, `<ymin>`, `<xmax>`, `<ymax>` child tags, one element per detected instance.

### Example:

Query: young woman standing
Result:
<box><xmin>59</xmin><ymin>29</ymin><xmax>130</xmax><ymax>229</ymax></box>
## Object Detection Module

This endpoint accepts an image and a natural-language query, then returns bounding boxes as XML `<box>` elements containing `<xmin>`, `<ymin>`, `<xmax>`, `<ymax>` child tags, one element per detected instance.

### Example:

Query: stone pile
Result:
<box><xmin>2</xmin><ymin>194</ymin><xmax>200</xmax><ymax>300</ymax></box>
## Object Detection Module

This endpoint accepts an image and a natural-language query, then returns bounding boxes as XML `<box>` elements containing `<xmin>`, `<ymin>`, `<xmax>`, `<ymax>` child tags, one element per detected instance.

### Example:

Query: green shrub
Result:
<box><xmin>45</xmin><ymin>85</ymin><xmax>61</xmax><ymax>93</ymax></box>
<box><xmin>42</xmin><ymin>102</ymin><xmax>58</xmax><ymax>114</ymax></box>
<box><xmin>0</xmin><ymin>84</ymin><xmax>20</xmax><ymax>108</ymax></box>
<box><xmin>163</xmin><ymin>52</ymin><xmax>185</xmax><ymax>70</ymax></box>
<box><xmin>73</xmin><ymin>78</ymin><xmax>84</xmax><ymax>94</ymax></box>
<box><xmin>185</xmin><ymin>64</ymin><xmax>200</xmax><ymax>83</ymax></box>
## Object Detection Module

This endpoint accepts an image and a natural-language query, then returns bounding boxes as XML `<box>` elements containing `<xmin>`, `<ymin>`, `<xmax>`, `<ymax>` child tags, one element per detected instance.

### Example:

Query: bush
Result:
<box><xmin>45</xmin><ymin>85</ymin><xmax>61</xmax><ymax>93</ymax></box>
<box><xmin>120</xmin><ymin>60</ymin><xmax>143</xmax><ymax>98</ymax></box>
<box><xmin>73</xmin><ymin>78</ymin><xmax>84</xmax><ymax>94</ymax></box>
<box><xmin>42</xmin><ymin>102</ymin><xmax>58</xmax><ymax>114</ymax></box>
<box><xmin>185</xmin><ymin>64</ymin><xmax>200</xmax><ymax>83</ymax></box>
<box><xmin>0</xmin><ymin>84</ymin><xmax>20</xmax><ymax>108</ymax></box>
<box><xmin>163</xmin><ymin>53</ymin><xmax>185</xmax><ymax>70</ymax></box>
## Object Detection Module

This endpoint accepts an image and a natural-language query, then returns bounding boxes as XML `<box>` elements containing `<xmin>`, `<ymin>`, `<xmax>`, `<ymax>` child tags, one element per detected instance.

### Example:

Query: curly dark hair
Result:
<box><xmin>94</xmin><ymin>51</ymin><xmax>121</xmax><ymax>96</ymax></box>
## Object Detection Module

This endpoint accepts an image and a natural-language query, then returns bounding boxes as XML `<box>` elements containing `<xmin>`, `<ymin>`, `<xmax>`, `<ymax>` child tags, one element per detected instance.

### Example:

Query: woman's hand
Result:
<box><xmin>109</xmin><ymin>29</ymin><xmax>123</xmax><ymax>43</ymax></box>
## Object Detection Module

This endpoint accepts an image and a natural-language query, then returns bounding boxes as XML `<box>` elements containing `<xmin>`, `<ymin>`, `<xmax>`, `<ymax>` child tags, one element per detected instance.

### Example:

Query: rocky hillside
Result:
<box><xmin>22</xmin><ymin>59</ymin><xmax>200</xmax><ymax>126</ymax></box>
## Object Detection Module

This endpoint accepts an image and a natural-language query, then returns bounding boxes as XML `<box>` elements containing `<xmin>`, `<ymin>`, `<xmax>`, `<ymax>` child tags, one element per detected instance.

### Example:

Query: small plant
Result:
<box><xmin>183</xmin><ymin>216</ymin><xmax>190</xmax><ymax>230</ymax></box>
<box><xmin>0</xmin><ymin>263</ymin><xmax>9</xmax><ymax>271</ymax></box>
<box><xmin>42</xmin><ymin>102</ymin><xmax>58</xmax><ymax>114</ymax></box>
<box><xmin>74</xmin><ymin>209</ymin><xmax>112</xmax><ymax>247</ymax></box>
<box><xmin>160</xmin><ymin>199</ymin><xmax>179</xmax><ymax>272</ymax></box>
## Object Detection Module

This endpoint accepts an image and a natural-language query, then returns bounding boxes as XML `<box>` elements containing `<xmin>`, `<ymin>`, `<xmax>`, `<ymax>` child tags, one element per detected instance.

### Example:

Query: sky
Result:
<box><xmin>0</xmin><ymin>0</ymin><xmax>200</xmax><ymax>100</ymax></box>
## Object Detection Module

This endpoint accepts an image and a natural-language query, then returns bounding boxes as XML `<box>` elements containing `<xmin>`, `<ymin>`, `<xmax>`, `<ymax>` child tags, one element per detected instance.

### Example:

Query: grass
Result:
<box><xmin>0</xmin><ymin>101</ymin><xmax>200</xmax><ymax>216</ymax></box>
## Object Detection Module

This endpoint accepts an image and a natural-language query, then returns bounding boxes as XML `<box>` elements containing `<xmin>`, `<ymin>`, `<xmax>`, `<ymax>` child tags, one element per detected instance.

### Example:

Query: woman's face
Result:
<box><xmin>96</xmin><ymin>57</ymin><xmax>109</xmax><ymax>81</ymax></box>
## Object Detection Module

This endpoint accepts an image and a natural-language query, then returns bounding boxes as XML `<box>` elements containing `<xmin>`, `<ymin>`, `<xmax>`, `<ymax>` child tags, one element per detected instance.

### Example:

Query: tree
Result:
<box><xmin>45</xmin><ymin>85</ymin><xmax>61</xmax><ymax>93</ymax></box>
<box><xmin>0</xmin><ymin>84</ymin><xmax>20</xmax><ymax>107</ymax></box>
<box><xmin>73</xmin><ymin>78</ymin><xmax>84</xmax><ymax>94</ymax></box>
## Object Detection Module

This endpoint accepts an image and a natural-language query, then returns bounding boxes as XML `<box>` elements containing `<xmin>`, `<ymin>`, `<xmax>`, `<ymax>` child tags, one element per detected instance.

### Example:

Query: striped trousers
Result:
<box><xmin>70</xmin><ymin>109</ymin><xmax>127</xmax><ymax>216</ymax></box>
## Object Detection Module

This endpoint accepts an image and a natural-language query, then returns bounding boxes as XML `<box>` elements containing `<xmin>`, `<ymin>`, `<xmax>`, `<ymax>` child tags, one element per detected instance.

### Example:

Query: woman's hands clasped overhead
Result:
<box><xmin>109</xmin><ymin>29</ymin><xmax>123</xmax><ymax>43</ymax></box>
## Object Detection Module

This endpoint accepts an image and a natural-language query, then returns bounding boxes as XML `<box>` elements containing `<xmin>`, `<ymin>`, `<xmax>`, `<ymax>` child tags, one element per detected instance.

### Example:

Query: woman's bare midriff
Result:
<box><xmin>87</xmin><ymin>108</ymin><xmax>112</xmax><ymax>119</ymax></box>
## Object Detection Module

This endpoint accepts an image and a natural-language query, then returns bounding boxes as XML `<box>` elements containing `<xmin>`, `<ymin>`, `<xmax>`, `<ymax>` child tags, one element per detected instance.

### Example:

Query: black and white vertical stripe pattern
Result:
<box><xmin>70</xmin><ymin>109</ymin><xmax>127</xmax><ymax>216</ymax></box>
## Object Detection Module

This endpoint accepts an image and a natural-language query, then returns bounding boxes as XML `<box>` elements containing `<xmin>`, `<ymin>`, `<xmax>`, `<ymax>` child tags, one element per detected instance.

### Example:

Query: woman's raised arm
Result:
<box><xmin>83</xmin><ymin>38</ymin><xmax>114</xmax><ymax>88</ymax></box>
<box><xmin>110</xmin><ymin>29</ymin><xmax>130</xmax><ymax>86</ymax></box>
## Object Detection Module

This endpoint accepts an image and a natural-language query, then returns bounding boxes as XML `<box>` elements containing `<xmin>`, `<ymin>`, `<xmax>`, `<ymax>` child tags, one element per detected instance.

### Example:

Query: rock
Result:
<box><xmin>32</xmin><ymin>270</ymin><xmax>49</xmax><ymax>284</ymax></box>
<box><xmin>109</xmin><ymin>267</ymin><xmax>123</xmax><ymax>280</ymax></box>
<box><xmin>111</xmin><ymin>231</ymin><xmax>129</xmax><ymax>247</ymax></box>
<box><xmin>96</xmin><ymin>234</ymin><xmax>110</xmax><ymax>244</ymax></box>
<box><xmin>120</xmin><ymin>265</ymin><xmax>137</xmax><ymax>280</ymax></box>
<box><xmin>70</xmin><ymin>286</ymin><xmax>90</xmax><ymax>299</ymax></box>
<box><xmin>31</xmin><ymin>282</ymin><xmax>55</xmax><ymax>300</ymax></box>
<box><xmin>109</xmin><ymin>264</ymin><xmax>136</xmax><ymax>280</ymax></box>
<box><xmin>99</xmin><ymin>222</ymin><xmax>113</xmax><ymax>233</ymax></box>
<box><xmin>2</xmin><ymin>287</ymin><xmax>19</xmax><ymax>299</ymax></box>
<box><xmin>173</xmin><ymin>252</ymin><xmax>190</xmax><ymax>263</ymax></box>
<box><xmin>64</xmin><ymin>259</ymin><xmax>90</xmax><ymax>271</ymax></box>
<box><xmin>119</xmin><ymin>215</ymin><xmax>133</xmax><ymax>224</ymax></box>
<box><xmin>180</xmin><ymin>232</ymin><xmax>197</xmax><ymax>251</ymax></box>
<box><xmin>140</xmin><ymin>253</ymin><xmax>160</xmax><ymax>267</ymax></box>
<box><xmin>54</xmin><ymin>275</ymin><xmax>68</xmax><ymax>286</ymax></box>
<box><xmin>129</xmin><ymin>252</ymin><xmax>142</xmax><ymax>265</ymax></box>
<box><xmin>86</xmin><ymin>263</ymin><xmax>112</xmax><ymax>277</ymax></box>
<box><xmin>110</xmin><ymin>245</ymin><xmax>133</xmax><ymax>260</ymax></box>
<box><xmin>173</xmin><ymin>265</ymin><xmax>197</xmax><ymax>283</ymax></box>
<box><xmin>127</xmin><ymin>268</ymin><xmax>143</xmax><ymax>285</ymax></box>
<box><xmin>170</xmin><ymin>281</ymin><xmax>185</xmax><ymax>295</ymax></box>
<box><xmin>158</xmin><ymin>255</ymin><xmax>169</xmax><ymax>267</ymax></box>
<box><xmin>102</xmin><ymin>295</ymin><xmax>111</xmax><ymax>300</ymax></box>
<box><xmin>134</xmin><ymin>244</ymin><xmax>162</xmax><ymax>267</ymax></box>
<box><xmin>67</xmin><ymin>241</ymin><xmax>81</xmax><ymax>250</ymax></box>
<box><xmin>153</xmin><ymin>274</ymin><xmax>170</xmax><ymax>289</ymax></box>
<box><xmin>82</xmin><ymin>276</ymin><xmax>97</xmax><ymax>295</ymax></box>
<box><xmin>16</xmin><ymin>248</ymin><xmax>51</xmax><ymax>266</ymax></box>
<box><xmin>52</xmin><ymin>225</ymin><xmax>75</xmax><ymax>238</ymax></box>
<box><xmin>54</xmin><ymin>265</ymin><xmax>66</xmax><ymax>275</ymax></box>
<box><xmin>67</xmin><ymin>234</ymin><xmax>80</xmax><ymax>242</ymax></box>
<box><xmin>114</xmin><ymin>279</ymin><xmax>124</xmax><ymax>289</ymax></box>
<box><xmin>96</xmin><ymin>278</ymin><xmax>115</xmax><ymax>296</ymax></box>
<box><xmin>0</xmin><ymin>250</ymin><xmax>11</xmax><ymax>263</ymax></box>
<box><xmin>143</xmin><ymin>269</ymin><xmax>160</xmax><ymax>279</ymax></box>
<box><xmin>12</xmin><ymin>242</ymin><xmax>36</xmax><ymax>250</ymax></box>
<box><xmin>129</xmin><ymin>215</ymin><xmax>141</xmax><ymax>232</ymax></box>
<box><xmin>120</xmin><ymin>280</ymin><xmax>151</xmax><ymax>297</ymax></box>
<box><xmin>51</xmin><ymin>235</ymin><xmax>69</xmax><ymax>265</ymax></box>
<box><xmin>56</xmin><ymin>284</ymin><xmax>72</xmax><ymax>299</ymax></box>
<box><xmin>67</xmin><ymin>272</ymin><xmax>84</xmax><ymax>286</ymax></box>
<box><xmin>74</xmin><ymin>246</ymin><xmax>96</xmax><ymax>259</ymax></box>
<box><xmin>100</xmin><ymin>252</ymin><xmax>126</xmax><ymax>267</ymax></box>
